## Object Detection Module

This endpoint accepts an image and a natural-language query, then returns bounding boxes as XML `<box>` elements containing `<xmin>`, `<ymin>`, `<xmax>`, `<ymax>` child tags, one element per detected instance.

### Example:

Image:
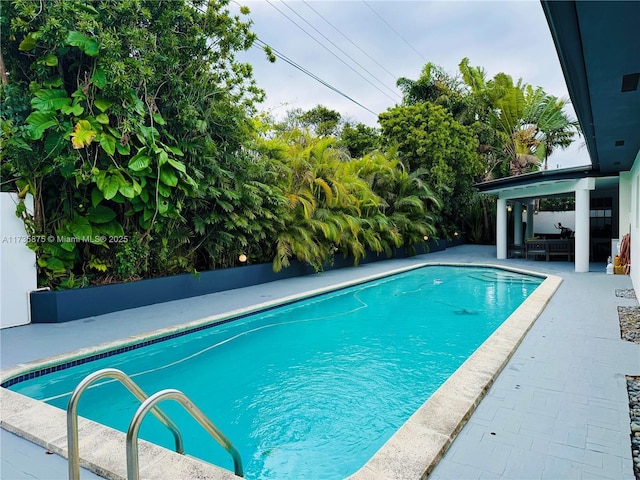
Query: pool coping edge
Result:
<box><xmin>346</xmin><ymin>270</ymin><xmax>562</xmax><ymax>480</ymax></box>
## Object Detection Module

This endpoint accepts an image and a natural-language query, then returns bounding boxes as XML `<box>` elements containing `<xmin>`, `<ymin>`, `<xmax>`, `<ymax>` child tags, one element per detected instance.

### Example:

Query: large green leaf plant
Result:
<box><xmin>1</xmin><ymin>0</ymin><xmax>261</xmax><ymax>287</ymax></box>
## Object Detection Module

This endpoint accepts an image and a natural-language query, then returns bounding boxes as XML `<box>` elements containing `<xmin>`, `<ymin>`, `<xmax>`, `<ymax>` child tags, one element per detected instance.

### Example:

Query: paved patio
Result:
<box><xmin>1</xmin><ymin>245</ymin><xmax>638</xmax><ymax>479</ymax></box>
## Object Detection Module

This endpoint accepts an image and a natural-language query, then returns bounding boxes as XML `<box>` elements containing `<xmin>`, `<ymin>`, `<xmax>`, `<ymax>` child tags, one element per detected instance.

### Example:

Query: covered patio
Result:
<box><xmin>477</xmin><ymin>170</ymin><xmax>620</xmax><ymax>273</ymax></box>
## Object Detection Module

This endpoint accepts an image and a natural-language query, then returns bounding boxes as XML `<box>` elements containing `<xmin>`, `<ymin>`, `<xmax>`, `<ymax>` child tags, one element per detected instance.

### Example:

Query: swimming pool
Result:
<box><xmin>5</xmin><ymin>265</ymin><xmax>545</xmax><ymax>479</ymax></box>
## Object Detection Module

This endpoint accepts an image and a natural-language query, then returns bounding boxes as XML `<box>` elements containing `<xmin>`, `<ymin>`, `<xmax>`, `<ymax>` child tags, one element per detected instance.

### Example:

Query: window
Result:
<box><xmin>590</xmin><ymin>197</ymin><xmax>612</xmax><ymax>238</ymax></box>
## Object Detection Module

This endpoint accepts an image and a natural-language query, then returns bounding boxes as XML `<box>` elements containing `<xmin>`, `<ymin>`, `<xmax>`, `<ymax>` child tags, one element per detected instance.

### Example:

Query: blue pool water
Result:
<box><xmin>10</xmin><ymin>266</ymin><xmax>541</xmax><ymax>479</ymax></box>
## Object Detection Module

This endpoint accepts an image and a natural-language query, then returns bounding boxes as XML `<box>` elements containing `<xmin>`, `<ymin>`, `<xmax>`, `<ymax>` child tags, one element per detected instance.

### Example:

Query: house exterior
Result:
<box><xmin>478</xmin><ymin>1</ymin><xmax>639</xmax><ymax>292</ymax></box>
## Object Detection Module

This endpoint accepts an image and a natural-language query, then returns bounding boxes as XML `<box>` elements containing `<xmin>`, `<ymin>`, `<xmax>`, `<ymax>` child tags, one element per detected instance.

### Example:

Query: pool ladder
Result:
<box><xmin>66</xmin><ymin>368</ymin><xmax>243</xmax><ymax>479</ymax></box>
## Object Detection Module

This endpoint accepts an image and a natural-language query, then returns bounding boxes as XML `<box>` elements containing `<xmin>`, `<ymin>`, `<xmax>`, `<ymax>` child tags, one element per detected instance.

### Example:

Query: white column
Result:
<box><xmin>526</xmin><ymin>201</ymin><xmax>535</xmax><ymax>238</ymax></box>
<box><xmin>575</xmin><ymin>188</ymin><xmax>590</xmax><ymax>272</ymax></box>
<box><xmin>620</xmin><ymin>171</ymin><xmax>632</xmax><ymax>234</ymax></box>
<box><xmin>497</xmin><ymin>197</ymin><xmax>507</xmax><ymax>259</ymax></box>
<box><xmin>513</xmin><ymin>201</ymin><xmax>523</xmax><ymax>245</ymax></box>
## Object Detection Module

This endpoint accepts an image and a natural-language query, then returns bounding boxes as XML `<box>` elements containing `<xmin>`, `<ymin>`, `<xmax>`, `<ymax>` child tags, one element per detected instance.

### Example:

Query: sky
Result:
<box><xmin>229</xmin><ymin>0</ymin><xmax>591</xmax><ymax>169</ymax></box>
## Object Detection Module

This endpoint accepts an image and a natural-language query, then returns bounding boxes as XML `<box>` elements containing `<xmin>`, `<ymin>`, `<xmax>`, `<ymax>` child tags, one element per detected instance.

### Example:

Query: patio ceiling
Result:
<box><xmin>541</xmin><ymin>0</ymin><xmax>640</xmax><ymax>174</ymax></box>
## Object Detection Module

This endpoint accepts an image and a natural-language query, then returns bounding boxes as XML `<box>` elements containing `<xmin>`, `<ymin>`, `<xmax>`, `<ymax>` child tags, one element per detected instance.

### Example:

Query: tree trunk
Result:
<box><xmin>0</xmin><ymin>50</ymin><xmax>8</xmax><ymax>85</ymax></box>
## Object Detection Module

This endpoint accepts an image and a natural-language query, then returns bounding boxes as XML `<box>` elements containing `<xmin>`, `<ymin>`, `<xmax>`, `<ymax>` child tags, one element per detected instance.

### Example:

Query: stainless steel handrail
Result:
<box><xmin>67</xmin><ymin>368</ymin><xmax>184</xmax><ymax>480</ymax></box>
<box><xmin>126</xmin><ymin>389</ymin><xmax>244</xmax><ymax>479</ymax></box>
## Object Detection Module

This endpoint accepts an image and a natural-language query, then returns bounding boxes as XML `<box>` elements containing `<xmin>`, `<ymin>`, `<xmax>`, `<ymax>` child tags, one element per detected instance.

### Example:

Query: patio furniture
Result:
<box><xmin>525</xmin><ymin>238</ymin><xmax>574</xmax><ymax>261</ymax></box>
<box><xmin>547</xmin><ymin>238</ymin><xmax>574</xmax><ymax>261</ymax></box>
<box><xmin>508</xmin><ymin>244</ymin><xmax>525</xmax><ymax>258</ymax></box>
<box><xmin>525</xmin><ymin>239</ymin><xmax>548</xmax><ymax>260</ymax></box>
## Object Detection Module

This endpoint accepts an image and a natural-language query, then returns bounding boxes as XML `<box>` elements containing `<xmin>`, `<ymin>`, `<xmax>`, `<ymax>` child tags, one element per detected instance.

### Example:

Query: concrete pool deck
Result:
<box><xmin>1</xmin><ymin>244</ymin><xmax>638</xmax><ymax>479</ymax></box>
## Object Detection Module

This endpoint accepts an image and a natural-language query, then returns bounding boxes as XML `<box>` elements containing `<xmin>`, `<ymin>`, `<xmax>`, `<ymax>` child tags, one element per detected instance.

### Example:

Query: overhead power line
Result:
<box><xmin>253</xmin><ymin>38</ymin><xmax>378</xmax><ymax>117</ymax></box>
<box><xmin>226</xmin><ymin>1</ymin><xmax>379</xmax><ymax>117</ymax></box>
<box><xmin>265</xmin><ymin>0</ymin><xmax>398</xmax><ymax>103</ymax></box>
<box><xmin>301</xmin><ymin>0</ymin><xmax>399</xmax><ymax>82</ymax></box>
<box><xmin>278</xmin><ymin>1</ymin><xmax>400</xmax><ymax>100</ymax></box>
<box><xmin>362</xmin><ymin>0</ymin><xmax>427</xmax><ymax>62</ymax></box>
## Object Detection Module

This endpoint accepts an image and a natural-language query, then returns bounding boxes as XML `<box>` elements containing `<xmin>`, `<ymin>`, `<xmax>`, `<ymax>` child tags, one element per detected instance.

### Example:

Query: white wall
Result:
<box><xmin>627</xmin><ymin>151</ymin><xmax>640</xmax><ymax>293</ymax></box>
<box><xmin>0</xmin><ymin>193</ymin><xmax>37</xmax><ymax>328</ymax></box>
<box><xmin>523</xmin><ymin>211</ymin><xmax>575</xmax><ymax>235</ymax></box>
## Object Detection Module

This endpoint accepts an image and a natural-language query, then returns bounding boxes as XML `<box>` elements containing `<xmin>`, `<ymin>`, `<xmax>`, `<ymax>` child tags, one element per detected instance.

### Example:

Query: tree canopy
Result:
<box><xmin>379</xmin><ymin>103</ymin><xmax>482</xmax><ymax>238</ymax></box>
<box><xmin>395</xmin><ymin>57</ymin><xmax>580</xmax><ymax>180</ymax></box>
<box><xmin>339</xmin><ymin>122</ymin><xmax>380</xmax><ymax>158</ymax></box>
<box><xmin>457</xmin><ymin>58</ymin><xmax>580</xmax><ymax>178</ymax></box>
<box><xmin>381</xmin><ymin>57</ymin><xmax>580</xmax><ymax>242</ymax></box>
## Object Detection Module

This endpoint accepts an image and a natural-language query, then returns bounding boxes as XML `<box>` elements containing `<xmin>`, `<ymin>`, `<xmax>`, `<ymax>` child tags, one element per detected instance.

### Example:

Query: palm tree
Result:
<box><xmin>523</xmin><ymin>90</ymin><xmax>580</xmax><ymax>169</ymax></box>
<box><xmin>507</xmin><ymin>87</ymin><xmax>580</xmax><ymax>173</ymax></box>
<box><xmin>271</xmin><ymin>132</ymin><xmax>382</xmax><ymax>272</ymax></box>
<box><xmin>459</xmin><ymin>60</ymin><xmax>580</xmax><ymax>177</ymax></box>
<box><xmin>459</xmin><ymin>60</ymin><xmax>523</xmax><ymax>179</ymax></box>
<box><xmin>354</xmin><ymin>151</ymin><xmax>441</xmax><ymax>253</ymax></box>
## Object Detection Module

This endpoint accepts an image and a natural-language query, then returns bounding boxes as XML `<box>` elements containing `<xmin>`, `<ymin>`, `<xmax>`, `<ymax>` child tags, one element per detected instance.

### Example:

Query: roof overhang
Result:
<box><xmin>483</xmin><ymin>177</ymin><xmax>594</xmax><ymax>202</ymax></box>
<box><xmin>541</xmin><ymin>1</ymin><xmax>640</xmax><ymax>174</ymax></box>
<box><xmin>476</xmin><ymin>167</ymin><xmax>618</xmax><ymax>201</ymax></box>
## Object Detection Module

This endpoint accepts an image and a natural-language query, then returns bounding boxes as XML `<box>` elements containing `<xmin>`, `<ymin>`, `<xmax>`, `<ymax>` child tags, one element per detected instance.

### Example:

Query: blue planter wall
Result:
<box><xmin>30</xmin><ymin>238</ymin><xmax>461</xmax><ymax>323</ymax></box>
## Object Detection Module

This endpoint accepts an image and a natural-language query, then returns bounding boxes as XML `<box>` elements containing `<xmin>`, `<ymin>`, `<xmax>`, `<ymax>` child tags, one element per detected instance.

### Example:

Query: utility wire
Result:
<box><xmin>301</xmin><ymin>0</ymin><xmax>399</xmax><ymax>82</ymax></box>
<box><xmin>279</xmin><ymin>1</ymin><xmax>400</xmax><ymax>100</ymax></box>
<box><xmin>362</xmin><ymin>0</ymin><xmax>427</xmax><ymax>62</ymax></box>
<box><xmin>265</xmin><ymin>0</ymin><xmax>397</xmax><ymax>103</ymax></box>
<box><xmin>203</xmin><ymin>1</ymin><xmax>379</xmax><ymax>117</ymax></box>
<box><xmin>253</xmin><ymin>38</ymin><xmax>378</xmax><ymax>117</ymax></box>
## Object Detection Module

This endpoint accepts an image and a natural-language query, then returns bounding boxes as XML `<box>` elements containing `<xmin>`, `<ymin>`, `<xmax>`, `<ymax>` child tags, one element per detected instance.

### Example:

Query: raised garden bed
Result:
<box><xmin>30</xmin><ymin>238</ymin><xmax>461</xmax><ymax>323</ymax></box>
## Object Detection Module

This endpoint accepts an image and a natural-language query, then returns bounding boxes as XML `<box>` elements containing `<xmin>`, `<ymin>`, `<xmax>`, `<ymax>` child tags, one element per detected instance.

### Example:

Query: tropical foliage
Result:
<box><xmin>457</xmin><ymin>58</ymin><xmax>580</xmax><ymax>178</ymax></box>
<box><xmin>251</xmin><ymin>126</ymin><xmax>439</xmax><ymax>272</ymax></box>
<box><xmin>388</xmin><ymin>57</ymin><xmax>580</xmax><ymax>242</ymax></box>
<box><xmin>396</xmin><ymin>58</ymin><xmax>580</xmax><ymax>180</ymax></box>
<box><xmin>1</xmin><ymin>0</ymin><xmax>265</xmax><ymax>286</ymax></box>
<box><xmin>379</xmin><ymin>103</ymin><xmax>482</xmax><ymax>238</ymax></box>
<box><xmin>1</xmin><ymin>1</ymin><xmax>580</xmax><ymax>289</ymax></box>
<box><xmin>339</xmin><ymin>122</ymin><xmax>380</xmax><ymax>158</ymax></box>
<box><xmin>539</xmin><ymin>196</ymin><xmax>575</xmax><ymax>212</ymax></box>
